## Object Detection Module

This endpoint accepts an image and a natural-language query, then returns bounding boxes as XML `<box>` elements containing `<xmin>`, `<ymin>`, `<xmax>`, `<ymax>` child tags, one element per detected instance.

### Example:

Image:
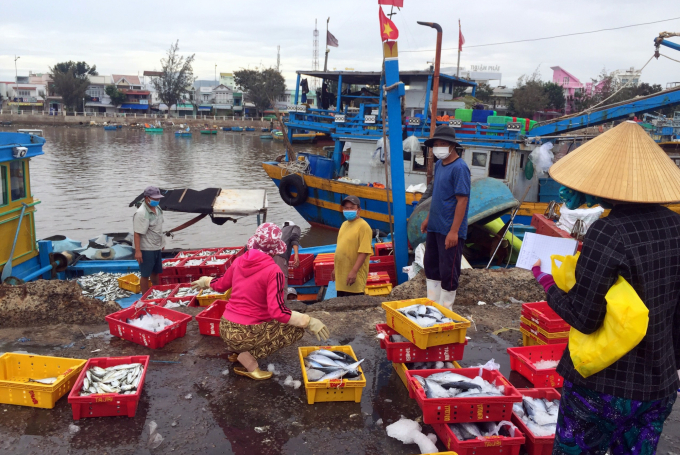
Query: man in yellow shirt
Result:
<box><xmin>332</xmin><ymin>196</ymin><xmax>374</xmax><ymax>297</ymax></box>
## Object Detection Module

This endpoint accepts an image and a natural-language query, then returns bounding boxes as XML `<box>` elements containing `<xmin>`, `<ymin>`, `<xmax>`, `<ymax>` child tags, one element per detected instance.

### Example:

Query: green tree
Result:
<box><xmin>234</xmin><ymin>67</ymin><xmax>286</xmax><ymax>115</ymax></box>
<box><xmin>105</xmin><ymin>85</ymin><xmax>126</xmax><ymax>106</ymax></box>
<box><xmin>151</xmin><ymin>40</ymin><xmax>195</xmax><ymax>116</ymax></box>
<box><xmin>508</xmin><ymin>69</ymin><xmax>547</xmax><ymax>118</ymax></box>
<box><xmin>49</xmin><ymin>61</ymin><xmax>98</xmax><ymax>112</ymax></box>
<box><xmin>543</xmin><ymin>82</ymin><xmax>565</xmax><ymax>111</ymax></box>
<box><xmin>475</xmin><ymin>82</ymin><xmax>494</xmax><ymax>103</ymax></box>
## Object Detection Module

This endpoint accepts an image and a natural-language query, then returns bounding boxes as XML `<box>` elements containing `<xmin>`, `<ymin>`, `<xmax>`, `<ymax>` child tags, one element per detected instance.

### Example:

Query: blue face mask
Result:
<box><xmin>343</xmin><ymin>210</ymin><xmax>357</xmax><ymax>221</ymax></box>
<box><xmin>148</xmin><ymin>200</ymin><xmax>160</xmax><ymax>207</ymax></box>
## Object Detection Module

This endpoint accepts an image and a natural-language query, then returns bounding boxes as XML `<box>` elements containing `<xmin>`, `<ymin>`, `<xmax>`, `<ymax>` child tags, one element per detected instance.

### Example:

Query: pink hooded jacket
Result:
<box><xmin>211</xmin><ymin>249</ymin><xmax>291</xmax><ymax>325</ymax></box>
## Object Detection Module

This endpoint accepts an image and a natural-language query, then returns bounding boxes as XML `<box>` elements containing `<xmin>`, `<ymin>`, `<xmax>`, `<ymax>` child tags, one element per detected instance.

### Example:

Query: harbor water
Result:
<box><xmin>2</xmin><ymin>126</ymin><xmax>339</xmax><ymax>249</ymax></box>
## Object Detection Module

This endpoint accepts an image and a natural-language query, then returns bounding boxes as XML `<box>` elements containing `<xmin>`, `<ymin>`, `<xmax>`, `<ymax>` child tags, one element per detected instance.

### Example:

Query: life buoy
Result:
<box><xmin>279</xmin><ymin>174</ymin><xmax>309</xmax><ymax>207</ymax></box>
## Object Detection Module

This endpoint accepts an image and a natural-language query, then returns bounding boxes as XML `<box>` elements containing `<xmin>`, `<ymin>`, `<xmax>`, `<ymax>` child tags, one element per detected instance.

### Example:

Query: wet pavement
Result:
<box><xmin>0</xmin><ymin>304</ymin><xmax>678</xmax><ymax>454</ymax></box>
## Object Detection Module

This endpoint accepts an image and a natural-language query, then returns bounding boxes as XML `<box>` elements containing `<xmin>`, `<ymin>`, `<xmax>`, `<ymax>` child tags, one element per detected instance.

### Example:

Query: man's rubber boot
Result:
<box><xmin>439</xmin><ymin>289</ymin><xmax>457</xmax><ymax>311</ymax></box>
<box><xmin>426</xmin><ymin>279</ymin><xmax>442</xmax><ymax>303</ymax></box>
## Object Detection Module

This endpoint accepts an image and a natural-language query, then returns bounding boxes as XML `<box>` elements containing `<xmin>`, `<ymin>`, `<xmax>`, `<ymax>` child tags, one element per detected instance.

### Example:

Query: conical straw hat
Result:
<box><xmin>549</xmin><ymin>121</ymin><xmax>680</xmax><ymax>203</ymax></box>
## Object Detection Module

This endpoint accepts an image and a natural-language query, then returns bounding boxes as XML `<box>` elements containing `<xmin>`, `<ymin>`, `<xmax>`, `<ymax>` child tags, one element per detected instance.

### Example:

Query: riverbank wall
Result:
<box><xmin>0</xmin><ymin>113</ymin><xmax>272</xmax><ymax>128</ymax></box>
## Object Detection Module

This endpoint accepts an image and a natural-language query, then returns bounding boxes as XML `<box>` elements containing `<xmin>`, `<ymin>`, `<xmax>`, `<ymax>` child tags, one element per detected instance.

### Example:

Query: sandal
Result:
<box><xmin>233</xmin><ymin>366</ymin><xmax>273</xmax><ymax>380</ymax></box>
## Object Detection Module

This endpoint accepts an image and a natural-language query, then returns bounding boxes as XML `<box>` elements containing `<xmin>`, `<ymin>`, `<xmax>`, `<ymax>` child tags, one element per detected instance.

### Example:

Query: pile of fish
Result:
<box><xmin>200</xmin><ymin>290</ymin><xmax>225</xmax><ymax>297</ymax></box>
<box><xmin>175</xmin><ymin>287</ymin><xmax>200</xmax><ymax>297</ymax></box>
<box><xmin>185</xmin><ymin>259</ymin><xmax>204</xmax><ymax>267</ymax></box>
<box><xmin>449</xmin><ymin>421</ymin><xmax>518</xmax><ymax>441</ymax></box>
<box><xmin>127</xmin><ymin>313</ymin><xmax>176</xmax><ymax>332</ymax></box>
<box><xmin>397</xmin><ymin>304</ymin><xmax>463</xmax><ymax>328</ymax></box>
<box><xmin>27</xmin><ymin>376</ymin><xmax>57</xmax><ymax>385</ymax></box>
<box><xmin>144</xmin><ymin>288</ymin><xmax>174</xmax><ymax>300</ymax></box>
<box><xmin>164</xmin><ymin>260</ymin><xmax>182</xmax><ymax>267</ymax></box>
<box><xmin>205</xmin><ymin>258</ymin><xmax>228</xmax><ymax>265</ymax></box>
<box><xmin>303</xmin><ymin>349</ymin><xmax>364</xmax><ymax>382</ymax></box>
<box><xmin>177</xmin><ymin>251</ymin><xmax>200</xmax><ymax>258</ymax></box>
<box><xmin>405</xmin><ymin>361</ymin><xmax>457</xmax><ymax>370</ymax></box>
<box><xmin>390</xmin><ymin>334</ymin><xmax>408</xmax><ymax>343</ymax></box>
<box><xmin>513</xmin><ymin>396</ymin><xmax>559</xmax><ymax>436</ymax></box>
<box><xmin>78</xmin><ymin>363</ymin><xmax>145</xmax><ymax>396</ymax></box>
<box><xmin>412</xmin><ymin>371</ymin><xmax>505</xmax><ymax>399</ymax></box>
<box><xmin>222</xmin><ymin>248</ymin><xmax>241</xmax><ymax>255</ymax></box>
<box><xmin>165</xmin><ymin>298</ymin><xmax>192</xmax><ymax>309</ymax></box>
<box><xmin>76</xmin><ymin>272</ymin><xmax>138</xmax><ymax>301</ymax></box>
<box><xmin>533</xmin><ymin>359</ymin><xmax>559</xmax><ymax>370</ymax></box>
<box><xmin>196</xmin><ymin>250</ymin><xmax>215</xmax><ymax>257</ymax></box>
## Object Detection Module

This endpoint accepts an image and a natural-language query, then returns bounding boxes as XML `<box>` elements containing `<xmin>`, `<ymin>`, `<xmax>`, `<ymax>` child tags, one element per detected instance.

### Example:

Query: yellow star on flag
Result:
<box><xmin>383</xmin><ymin>22</ymin><xmax>393</xmax><ymax>36</ymax></box>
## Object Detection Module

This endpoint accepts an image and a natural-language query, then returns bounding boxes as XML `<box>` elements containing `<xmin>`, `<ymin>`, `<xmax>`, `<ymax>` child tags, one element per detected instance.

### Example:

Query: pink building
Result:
<box><xmin>551</xmin><ymin>66</ymin><xmax>585</xmax><ymax>114</ymax></box>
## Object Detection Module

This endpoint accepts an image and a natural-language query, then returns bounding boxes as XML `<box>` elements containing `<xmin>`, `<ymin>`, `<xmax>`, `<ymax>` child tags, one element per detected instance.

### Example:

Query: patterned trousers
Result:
<box><xmin>553</xmin><ymin>380</ymin><xmax>676</xmax><ymax>455</ymax></box>
<box><xmin>219</xmin><ymin>317</ymin><xmax>304</xmax><ymax>360</ymax></box>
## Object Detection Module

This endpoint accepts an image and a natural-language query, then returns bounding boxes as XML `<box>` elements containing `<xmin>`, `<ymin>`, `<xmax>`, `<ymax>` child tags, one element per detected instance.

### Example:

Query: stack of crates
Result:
<box><xmin>520</xmin><ymin>301</ymin><xmax>570</xmax><ymax>346</ymax></box>
<box><xmin>161</xmin><ymin>247</ymin><xmax>244</xmax><ymax>284</ymax></box>
<box><xmin>365</xmin><ymin>271</ymin><xmax>392</xmax><ymax>296</ymax></box>
<box><xmin>289</xmin><ymin>253</ymin><xmax>314</xmax><ymax>285</ymax></box>
<box><xmin>313</xmin><ymin>253</ymin><xmax>397</xmax><ymax>286</ymax></box>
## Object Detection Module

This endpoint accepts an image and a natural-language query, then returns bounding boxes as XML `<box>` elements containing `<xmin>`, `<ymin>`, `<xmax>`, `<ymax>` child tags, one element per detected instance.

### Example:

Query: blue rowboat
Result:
<box><xmin>232</xmin><ymin>127</ymin><xmax>244</xmax><ymax>132</ymax></box>
<box><xmin>103</xmin><ymin>126</ymin><xmax>117</xmax><ymax>130</ymax></box>
<box><xmin>245</xmin><ymin>127</ymin><xmax>255</xmax><ymax>132</ymax></box>
<box><xmin>175</xmin><ymin>132</ymin><xmax>192</xmax><ymax>137</ymax></box>
<box><xmin>222</xmin><ymin>127</ymin><xmax>232</xmax><ymax>131</ymax></box>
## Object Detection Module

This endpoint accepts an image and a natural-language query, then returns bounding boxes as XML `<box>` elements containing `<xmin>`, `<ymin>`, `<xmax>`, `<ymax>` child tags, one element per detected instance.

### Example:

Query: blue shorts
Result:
<box><xmin>140</xmin><ymin>250</ymin><xmax>163</xmax><ymax>278</ymax></box>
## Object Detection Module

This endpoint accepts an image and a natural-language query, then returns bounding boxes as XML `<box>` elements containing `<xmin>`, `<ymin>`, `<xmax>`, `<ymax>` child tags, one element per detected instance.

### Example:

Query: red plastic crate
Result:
<box><xmin>507</xmin><ymin>344</ymin><xmax>566</xmax><ymax>388</ymax></box>
<box><xmin>432</xmin><ymin>422</ymin><xmax>525</xmax><ymax>455</ymax></box>
<box><xmin>511</xmin><ymin>388</ymin><xmax>560</xmax><ymax>455</ymax></box>
<box><xmin>175</xmin><ymin>275</ymin><xmax>195</xmax><ymax>284</ymax></box>
<box><xmin>199</xmin><ymin>248</ymin><xmax>222</xmax><ymax>257</ymax></box>
<box><xmin>105</xmin><ymin>303</ymin><xmax>193</xmax><ymax>349</ymax></box>
<box><xmin>196</xmin><ymin>300</ymin><xmax>228</xmax><ymax>336</ymax></box>
<box><xmin>140</xmin><ymin>284</ymin><xmax>179</xmax><ymax>302</ymax></box>
<box><xmin>289</xmin><ymin>254</ymin><xmax>314</xmax><ymax>285</ymax></box>
<box><xmin>160</xmin><ymin>275</ymin><xmax>178</xmax><ymax>285</ymax></box>
<box><xmin>180</xmin><ymin>257</ymin><xmax>206</xmax><ymax>277</ymax></box>
<box><xmin>376</xmin><ymin>324</ymin><xmax>466</xmax><ymax>362</ymax></box>
<box><xmin>374</xmin><ymin>242</ymin><xmax>394</xmax><ymax>256</ymax></box>
<box><xmin>219</xmin><ymin>246</ymin><xmax>245</xmax><ymax>256</ymax></box>
<box><xmin>161</xmin><ymin>258</ymin><xmax>184</xmax><ymax>276</ymax></box>
<box><xmin>174</xmin><ymin>249</ymin><xmax>202</xmax><ymax>260</ymax></box>
<box><xmin>405</xmin><ymin>368</ymin><xmax>522</xmax><ymax>424</ymax></box>
<box><xmin>520</xmin><ymin>323</ymin><xmax>568</xmax><ymax>345</ymax></box>
<box><xmin>200</xmin><ymin>255</ymin><xmax>231</xmax><ymax>277</ymax></box>
<box><xmin>369</xmin><ymin>255</ymin><xmax>396</xmax><ymax>284</ymax></box>
<box><xmin>143</xmin><ymin>298</ymin><xmax>166</xmax><ymax>307</ymax></box>
<box><xmin>164</xmin><ymin>295</ymin><xmax>198</xmax><ymax>308</ymax></box>
<box><xmin>367</xmin><ymin>272</ymin><xmax>392</xmax><ymax>286</ymax></box>
<box><xmin>314</xmin><ymin>254</ymin><xmax>335</xmax><ymax>286</ymax></box>
<box><xmin>521</xmin><ymin>302</ymin><xmax>570</xmax><ymax>332</ymax></box>
<box><xmin>67</xmin><ymin>355</ymin><xmax>150</xmax><ymax>420</ymax></box>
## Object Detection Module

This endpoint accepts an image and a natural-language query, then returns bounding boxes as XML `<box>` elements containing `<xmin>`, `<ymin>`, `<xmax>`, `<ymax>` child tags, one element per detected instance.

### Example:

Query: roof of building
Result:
<box><xmin>113</xmin><ymin>75</ymin><xmax>141</xmax><ymax>85</ymax></box>
<box><xmin>122</xmin><ymin>90</ymin><xmax>150</xmax><ymax>95</ymax></box>
<box><xmin>550</xmin><ymin>66</ymin><xmax>581</xmax><ymax>84</ymax></box>
<box><xmin>220</xmin><ymin>73</ymin><xmax>233</xmax><ymax>77</ymax></box>
<box><xmin>295</xmin><ymin>70</ymin><xmax>476</xmax><ymax>87</ymax></box>
<box><xmin>143</xmin><ymin>71</ymin><xmax>163</xmax><ymax>77</ymax></box>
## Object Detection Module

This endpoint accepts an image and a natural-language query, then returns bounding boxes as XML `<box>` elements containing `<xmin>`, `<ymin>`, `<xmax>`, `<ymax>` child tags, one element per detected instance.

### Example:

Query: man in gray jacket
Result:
<box><xmin>273</xmin><ymin>221</ymin><xmax>301</xmax><ymax>297</ymax></box>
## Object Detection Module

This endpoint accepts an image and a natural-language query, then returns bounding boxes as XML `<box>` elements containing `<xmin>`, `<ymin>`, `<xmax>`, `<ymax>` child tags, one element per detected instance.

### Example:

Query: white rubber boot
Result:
<box><xmin>439</xmin><ymin>289</ymin><xmax>457</xmax><ymax>311</ymax></box>
<box><xmin>426</xmin><ymin>279</ymin><xmax>442</xmax><ymax>303</ymax></box>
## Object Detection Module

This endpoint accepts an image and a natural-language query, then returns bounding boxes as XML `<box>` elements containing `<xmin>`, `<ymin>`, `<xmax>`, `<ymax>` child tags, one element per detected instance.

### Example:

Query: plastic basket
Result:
<box><xmin>382</xmin><ymin>298</ymin><xmax>470</xmax><ymax>349</ymax></box>
<box><xmin>521</xmin><ymin>327</ymin><xmax>546</xmax><ymax>346</ymax></box>
<box><xmin>520</xmin><ymin>317</ymin><xmax>570</xmax><ymax>339</ymax></box>
<box><xmin>521</xmin><ymin>302</ymin><xmax>570</xmax><ymax>332</ymax></box>
<box><xmin>377</xmin><ymin>324</ymin><xmax>467</xmax><ymax>363</ymax></box>
<box><xmin>507</xmin><ymin>344</ymin><xmax>566</xmax><ymax>388</ymax></box>
<box><xmin>105</xmin><ymin>304</ymin><xmax>193</xmax><ymax>349</ymax></box>
<box><xmin>181</xmin><ymin>258</ymin><xmax>206</xmax><ymax>277</ymax></box>
<box><xmin>299</xmin><ymin>346</ymin><xmax>366</xmax><ymax>404</ymax></box>
<box><xmin>200</xmin><ymin>255</ymin><xmax>231</xmax><ymax>277</ymax></box>
<box><xmin>196</xmin><ymin>300</ymin><xmax>228</xmax><ymax>336</ymax></box>
<box><xmin>117</xmin><ymin>274</ymin><xmax>141</xmax><ymax>294</ymax></box>
<box><xmin>289</xmin><ymin>254</ymin><xmax>314</xmax><ymax>285</ymax></box>
<box><xmin>374</xmin><ymin>242</ymin><xmax>394</xmax><ymax>256</ymax></box>
<box><xmin>198</xmin><ymin>248</ymin><xmax>222</xmax><ymax>257</ymax></box>
<box><xmin>313</xmin><ymin>254</ymin><xmax>335</xmax><ymax>286</ymax></box>
<box><xmin>67</xmin><ymin>355</ymin><xmax>150</xmax><ymax>420</ymax></box>
<box><xmin>367</xmin><ymin>272</ymin><xmax>392</xmax><ymax>286</ymax></box>
<box><xmin>392</xmin><ymin>361</ymin><xmax>461</xmax><ymax>391</ymax></box>
<box><xmin>174</xmin><ymin>249</ymin><xmax>202</xmax><ymax>260</ymax></box>
<box><xmin>0</xmin><ymin>353</ymin><xmax>86</xmax><ymax>409</ymax></box>
<box><xmin>197</xmin><ymin>288</ymin><xmax>232</xmax><ymax>307</ymax></box>
<box><xmin>161</xmin><ymin>258</ymin><xmax>184</xmax><ymax>276</ymax></box>
<box><xmin>160</xmin><ymin>275</ymin><xmax>179</xmax><ymax>285</ymax></box>
<box><xmin>520</xmin><ymin>323</ymin><xmax>568</xmax><ymax>345</ymax></box>
<box><xmin>511</xmin><ymin>388</ymin><xmax>560</xmax><ymax>455</ymax></box>
<box><xmin>405</xmin><ymin>368</ymin><xmax>522</xmax><ymax>424</ymax></box>
<box><xmin>142</xmin><ymin>298</ymin><xmax>166</xmax><ymax>306</ymax></box>
<box><xmin>219</xmin><ymin>246</ymin><xmax>245</xmax><ymax>257</ymax></box>
<box><xmin>165</xmin><ymin>295</ymin><xmax>198</xmax><ymax>308</ymax></box>
<box><xmin>369</xmin><ymin>255</ymin><xmax>396</xmax><ymax>284</ymax></box>
<box><xmin>140</xmin><ymin>284</ymin><xmax>179</xmax><ymax>302</ymax></box>
<box><xmin>432</xmin><ymin>422</ymin><xmax>525</xmax><ymax>455</ymax></box>
<box><xmin>365</xmin><ymin>284</ymin><xmax>393</xmax><ymax>296</ymax></box>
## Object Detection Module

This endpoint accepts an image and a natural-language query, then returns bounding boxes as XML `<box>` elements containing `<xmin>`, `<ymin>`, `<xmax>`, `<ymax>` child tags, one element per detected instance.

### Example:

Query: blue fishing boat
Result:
<box><xmin>222</xmin><ymin>127</ymin><xmax>232</xmax><ymax>131</ymax></box>
<box><xmin>175</xmin><ymin>131</ymin><xmax>192</xmax><ymax>137</ymax></box>
<box><xmin>232</xmin><ymin>127</ymin><xmax>244</xmax><ymax>132</ymax></box>
<box><xmin>103</xmin><ymin>125</ymin><xmax>117</xmax><ymax>131</ymax></box>
<box><xmin>245</xmin><ymin>127</ymin><xmax>255</xmax><ymax>132</ymax></box>
<box><xmin>261</xmin><ymin>128</ymin><xmax>270</xmax><ymax>132</ymax></box>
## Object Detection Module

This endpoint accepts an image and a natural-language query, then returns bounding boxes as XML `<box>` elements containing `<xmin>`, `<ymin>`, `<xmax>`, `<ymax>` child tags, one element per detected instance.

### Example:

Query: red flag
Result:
<box><xmin>378</xmin><ymin>0</ymin><xmax>404</xmax><ymax>6</ymax></box>
<box><xmin>379</xmin><ymin>7</ymin><xmax>399</xmax><ymax>42</ymax></box>
<box><xmin>458</xmin><ymin>20</ymin><xmax>465</xmax><ymax>52</ymax></box>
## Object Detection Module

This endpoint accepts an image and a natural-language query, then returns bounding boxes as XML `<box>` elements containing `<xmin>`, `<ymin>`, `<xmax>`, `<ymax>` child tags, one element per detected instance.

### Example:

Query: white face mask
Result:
<box><xmin>433</xmin><ymin>146</ymin><xmax>451</xmax><ymax>160</ymax></box>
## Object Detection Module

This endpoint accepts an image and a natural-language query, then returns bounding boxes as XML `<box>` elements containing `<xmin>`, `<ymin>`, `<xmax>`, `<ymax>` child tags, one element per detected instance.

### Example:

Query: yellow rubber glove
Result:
<box><xmin>307</xmin><ymin>317</ymin><xmax>330</xmax><ymax>342</ymax></box>
<box><xmin>191</xmin><ymin>276</ymin><xmax>213</xmax><ymax>290</ymax></box>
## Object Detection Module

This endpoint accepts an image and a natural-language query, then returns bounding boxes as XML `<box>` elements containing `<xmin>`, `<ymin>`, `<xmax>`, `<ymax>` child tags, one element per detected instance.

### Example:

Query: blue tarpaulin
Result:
<box><xmin>198</xmin><ymin>106</ymin><xmax>212</xmax><ymax>111</ymax></box>
<box><xmin>120</xmin><ymin>104</ymin><xmax>149</xmax><ymax>110</ymax></box>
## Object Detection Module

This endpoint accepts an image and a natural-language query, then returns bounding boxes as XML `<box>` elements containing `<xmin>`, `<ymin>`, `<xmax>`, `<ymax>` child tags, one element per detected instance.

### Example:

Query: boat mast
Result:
<box><xmin>418</xmin><ymin>21</ymin><xmax>443</xmax><ymax>185</ymax></box>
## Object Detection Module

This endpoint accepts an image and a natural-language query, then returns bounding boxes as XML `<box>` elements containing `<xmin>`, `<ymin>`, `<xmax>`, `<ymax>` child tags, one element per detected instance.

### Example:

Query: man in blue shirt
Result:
<box><xmin>420</xmin><ymin>125</ymin><xmax>471</xmax><ymax>309</ymax></box>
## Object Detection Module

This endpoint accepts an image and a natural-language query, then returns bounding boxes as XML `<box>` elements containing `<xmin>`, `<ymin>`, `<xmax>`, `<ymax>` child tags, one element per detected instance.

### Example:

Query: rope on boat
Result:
<box><xmin>278</xmin><ymin>159</ymin><xmax>310</xmax><ymax>178</ymax></box>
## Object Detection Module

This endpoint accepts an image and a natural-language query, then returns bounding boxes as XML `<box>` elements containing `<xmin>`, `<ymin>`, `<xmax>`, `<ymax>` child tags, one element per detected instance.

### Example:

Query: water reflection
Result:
<box><xmin>3</xmin><ymin>127</ymin><xmax>339</xmax><ymax>249</ymax></box>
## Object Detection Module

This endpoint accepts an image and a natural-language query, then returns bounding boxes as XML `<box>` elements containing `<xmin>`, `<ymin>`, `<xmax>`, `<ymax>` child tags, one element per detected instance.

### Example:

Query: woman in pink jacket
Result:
<box><xmin>192</xmin><ymin>223</ymin><xmax>330</xmax><ymax>380</ymax></box>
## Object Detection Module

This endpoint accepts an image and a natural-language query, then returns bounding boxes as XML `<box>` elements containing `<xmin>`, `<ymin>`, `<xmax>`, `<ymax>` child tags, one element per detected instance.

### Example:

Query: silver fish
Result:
<box><xmin>315</xmin><ymin>349</ymin><xmax>346</xmax><ymax>361</ymax></box>
<box><xmin>28</xmin><ymin>377</ymin><xmax>57</xmax><ymax>385</ymax></box>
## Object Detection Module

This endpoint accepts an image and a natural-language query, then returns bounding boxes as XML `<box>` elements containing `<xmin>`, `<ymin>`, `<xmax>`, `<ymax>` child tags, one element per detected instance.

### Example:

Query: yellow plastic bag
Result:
<box><xmin>569</xmin><ymin>276</ymin><xmax>649</xmax><ymax>378</ymax></box>
<box><xmin>550</xmin><ymin>253</ymin><xmax>649</xmax><ymax>378</ymax></box>
<box><xmin>551</xmin><ymin>253</ymin><xmax>580</xmax><ymax>292</ymax></box>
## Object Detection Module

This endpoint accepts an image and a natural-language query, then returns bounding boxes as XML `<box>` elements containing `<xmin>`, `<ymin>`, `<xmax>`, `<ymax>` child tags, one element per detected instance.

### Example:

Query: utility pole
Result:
<box><xmin>14</xmin><ymin>55</ymin><xmax>20</xmax><ymax>100</ymax></box>
<box><xmin>277</xmin><ymin>45</ymin><xmax>281</xmax><ymax>72</ymax></box>
<box><xmin>214</xmin><ymin>64</ymin><xmax>217</xmax><ymax>86</ymax></box>
<box><xmin>323</xmin><ymin>17</ymin><xmax>330</xmax><ymax>72</ymax></box>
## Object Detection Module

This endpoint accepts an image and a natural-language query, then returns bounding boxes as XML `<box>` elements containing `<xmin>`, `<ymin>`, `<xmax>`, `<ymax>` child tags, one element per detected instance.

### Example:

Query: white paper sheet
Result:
<box><xmin>516</xmin><ymin>232</ymin><xmax>579</xmax><ymax>274</ymax></box>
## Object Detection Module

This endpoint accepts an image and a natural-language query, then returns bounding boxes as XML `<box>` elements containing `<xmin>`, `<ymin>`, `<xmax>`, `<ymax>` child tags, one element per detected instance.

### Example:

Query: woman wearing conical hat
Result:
<box><xmin>531</xmin><ymin>121</ymin><xmax>680</xmax><ymax>454</ymax></box>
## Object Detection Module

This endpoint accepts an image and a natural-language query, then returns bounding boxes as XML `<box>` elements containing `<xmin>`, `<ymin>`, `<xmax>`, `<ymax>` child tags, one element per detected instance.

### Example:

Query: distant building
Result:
<box><xmin>85</xmin><ymin>75</ymin><xmax>116</xmax><ymax>114</ymax></box>
<box><xmin>212</xmin><ymin>84</ymin><xmax>234</xmax><ymax>116</ymax></box>
<box><xmin>440</xmin><ymin>66</ymin><xmax>502</xmax><ymax>85</ymax></box>
<box><xmin>551</xmin><ymin>66</ymin><xmax>587</xmax><ymax>114</ymax></box>
<box><xmin>113</xmin><ymin>75</ymin><xmax>150</xmax><ymax>114</ymax></box>
<box><xmin>610</xmin><ymin>67</ymin><xmax>641</xmax><ymax>87</ymax></box>
<box><xmin>489</xmin><ymin>86</ymin><xmax>513</xmax><ymax>114</ymax></box>
<box><xmin>1</xmin><ymin>72</ymin><xmax>47</xmax><ymax>113</ymax></box>
<box><xmin>219</xmin><ymin>73</ymin><xmax>236</xmax><ymax>90</ymax></box>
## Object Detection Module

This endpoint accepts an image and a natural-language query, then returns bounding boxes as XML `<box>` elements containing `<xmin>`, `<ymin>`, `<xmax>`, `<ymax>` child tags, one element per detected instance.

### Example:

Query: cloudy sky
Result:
<box><xmin>1</xmin><ymin>0</ymin><xmax>678</xmax><ymax>89</ymax></box>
